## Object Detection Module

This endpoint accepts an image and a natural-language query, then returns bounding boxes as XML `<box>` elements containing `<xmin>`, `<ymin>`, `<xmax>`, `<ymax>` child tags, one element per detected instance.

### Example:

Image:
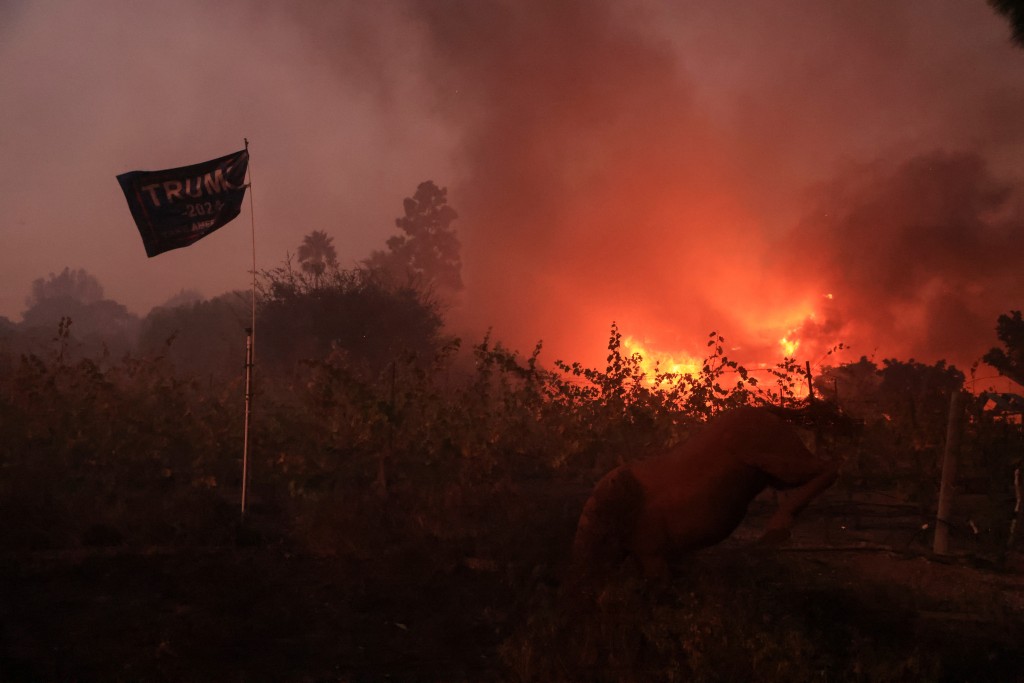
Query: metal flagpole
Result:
<box><xmin>242</xmin><ymin>327</ymin><xmax>253</xmax><ymax>519</ymax></box>
<box><xmin>241</xmin><ymin>137</ymin><xmax>256</xmax><ymax>520</ymax></box>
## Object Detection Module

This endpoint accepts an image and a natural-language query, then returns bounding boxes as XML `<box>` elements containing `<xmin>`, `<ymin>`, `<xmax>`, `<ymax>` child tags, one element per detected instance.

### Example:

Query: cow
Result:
<box><xmin>571</xmin><ymin>404</ymin><xmax>850</xmax><ymax>580</ymax></box>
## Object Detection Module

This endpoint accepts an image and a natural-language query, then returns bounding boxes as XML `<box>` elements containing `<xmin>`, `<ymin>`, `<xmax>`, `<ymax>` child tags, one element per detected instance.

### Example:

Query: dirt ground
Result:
<box><xmin>1</xmin><ymin>496</ymin><xmax>1022</xmax><ymax>682</ymax></box>
<box><xmin>0</xmin><ymin>544</ymin><xmax>514</xmax><ymax>682</ymax></box>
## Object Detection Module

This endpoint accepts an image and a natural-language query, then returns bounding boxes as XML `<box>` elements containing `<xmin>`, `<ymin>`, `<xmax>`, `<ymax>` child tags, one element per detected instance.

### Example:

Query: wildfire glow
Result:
<box><xmin>621</xmin><ymin>336</ymin><xmax>702</xmax><ymax>379</ymax></box>
<box><xmin>617</xmin><ymin>292</ymin><xmax>840</xmax><ymax>384</ymax></box>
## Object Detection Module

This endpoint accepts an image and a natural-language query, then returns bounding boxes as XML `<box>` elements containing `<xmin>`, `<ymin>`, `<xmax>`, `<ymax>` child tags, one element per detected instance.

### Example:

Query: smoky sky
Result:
<box><xmin>783</xmin><ymin>150</ymin><xmax>1024</xmax><ymax>365</ymax></box>
<box><xmin>2</xmin><ymin>0</ymin><xmax>1024</xmax><ymax>373</ymax></box>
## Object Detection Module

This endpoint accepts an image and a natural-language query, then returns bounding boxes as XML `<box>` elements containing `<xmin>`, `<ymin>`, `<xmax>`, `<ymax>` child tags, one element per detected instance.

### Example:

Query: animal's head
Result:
<box><xmin>762</xmin><ymin>398</ymin><xmax>864</xmax><ymax>439</ymax></box>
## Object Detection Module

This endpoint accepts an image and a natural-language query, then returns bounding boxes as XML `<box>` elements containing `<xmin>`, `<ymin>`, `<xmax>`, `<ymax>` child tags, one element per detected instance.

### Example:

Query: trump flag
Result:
<box><xmin>117</xmin><ymin>149</ymin><xmax>249</xmax><ymax>257</ymax></box>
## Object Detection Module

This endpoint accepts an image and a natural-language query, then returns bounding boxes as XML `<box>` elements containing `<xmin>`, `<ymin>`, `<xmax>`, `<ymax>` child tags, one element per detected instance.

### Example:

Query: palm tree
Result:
<box><xmin>297</xmin><ymin>230</ymin><xmax>338</xmax><ymax>287</ymax></box>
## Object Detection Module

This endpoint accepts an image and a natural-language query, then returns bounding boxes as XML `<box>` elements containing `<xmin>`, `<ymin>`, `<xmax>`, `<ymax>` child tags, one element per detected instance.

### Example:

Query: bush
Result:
<box><xmin>256</xmin><ymin>260</ymin><xmax>446</xmax><ymax>376</ymax></box>
<box><xmin>0</xmin><ymin>341</ymin><xmax>240</xmax><ymax>549</ymax></box>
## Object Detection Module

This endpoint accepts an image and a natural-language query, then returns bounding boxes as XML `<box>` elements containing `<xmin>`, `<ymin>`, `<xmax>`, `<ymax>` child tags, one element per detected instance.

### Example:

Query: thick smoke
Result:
<box><xmin>399</xmin><ymin>0</ymin><xmax>1024</xmax><ymax>370</ymax></box>
<box><xmin>784</xmin><ymin>151</ymin><xmax>1024</xmax><ymax>368</ymax></box>
<box><xmin>408</xmin><ymin>0</ymin><xmax>776</xmax><ymax>360</ymax></box>
<box><xmin>3</xmin><ymin>0</ymin><xmax>1023</xmax><ymax>375</ymax></box>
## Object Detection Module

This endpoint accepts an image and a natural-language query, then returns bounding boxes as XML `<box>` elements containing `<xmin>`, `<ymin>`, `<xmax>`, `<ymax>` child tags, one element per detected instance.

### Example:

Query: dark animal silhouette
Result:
<box><xmin>572</xmin><ymin>405</ymin><xmax>843</xmax><ymax>579</ymax></box>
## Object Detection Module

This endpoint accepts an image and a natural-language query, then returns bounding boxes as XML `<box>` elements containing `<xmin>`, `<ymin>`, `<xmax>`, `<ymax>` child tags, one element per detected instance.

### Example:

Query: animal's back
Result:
<box><xmin>570</xmin><ymin>407</ymin><xmax>824</xmax><ymax>579</ymax></box>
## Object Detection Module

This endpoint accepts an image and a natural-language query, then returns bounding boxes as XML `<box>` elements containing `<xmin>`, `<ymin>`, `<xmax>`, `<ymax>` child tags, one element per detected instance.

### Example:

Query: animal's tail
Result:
<box><xmin>569</xmin><ymin>466</ymin><xmax>646</xmax><ymax>586</ymax></box>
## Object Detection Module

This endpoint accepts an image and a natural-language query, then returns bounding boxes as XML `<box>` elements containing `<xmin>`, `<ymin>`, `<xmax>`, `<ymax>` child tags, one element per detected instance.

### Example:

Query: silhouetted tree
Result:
<box><xmin>138</xmin><ymin>291</ymin><xmax>249</xmax><ymax>376</ymax></box>
<box><xmin>159</xmin><ymin>288</ymin><xmax>204</xmax><ymax>309</ymax></box>
<box><xmin>364</xmin><ymin>181</ymin><xmax>463</xmax><ymax>295</ymax></box>
<box><xmin>816</xmin><ymin>356</ymin><xmax>883</xmax><ymax>420</ymax></box>
<box><xmin>818</xmin><ymin>356</ymin><xmax>965</xmax><ymax>498</ymax></box>
<box><xmin>990</xmin><ymin>0</ymin><xmax>1024</xmax><ymax>47</ymax></box>
<box><xmin>297</xmin><ymin>230</ymin><xmax>338</xmax><ymax>287</ymax></box>
<box><xmin>983</xmin><ymin>310</ymin><xmax>1024</xmax><ymax>386</ymax></box>
<box><xmin>0</xmin><ymin>316</ymin><xmax>16</xmax><ymax>358</ymax></box>
<box><xmin>878</xmin><ymin>359</ymin><xmax>965</xmax><ymax>437</ymax></box>
<box><xmin>20</xmin><ymin>267</ymin><xmax>138</xmax><ymax>357</ymax></box>
<box><xmin>257</xmin><ymin>261</ymin><xmax>446</xmax><ymax>375</ymax></box>
<box><xmin>25</xmin><ymin>267</ymin><xmax>104</xmax><ymax>309</ymax></box>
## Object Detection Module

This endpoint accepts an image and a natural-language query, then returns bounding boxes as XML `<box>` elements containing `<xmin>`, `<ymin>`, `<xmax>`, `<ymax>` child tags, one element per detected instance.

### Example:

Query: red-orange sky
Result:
<box><xmin>2</xmin><ymin>1</ymin><xmax>1023</xmax><ymax>379</ymax></box>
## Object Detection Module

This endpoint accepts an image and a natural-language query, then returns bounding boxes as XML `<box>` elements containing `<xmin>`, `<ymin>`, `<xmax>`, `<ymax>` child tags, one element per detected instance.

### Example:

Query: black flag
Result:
<box><xmin>117</xmin><ymin>149</ymin><xmax>249</xmax><ymax>257</ymax></box>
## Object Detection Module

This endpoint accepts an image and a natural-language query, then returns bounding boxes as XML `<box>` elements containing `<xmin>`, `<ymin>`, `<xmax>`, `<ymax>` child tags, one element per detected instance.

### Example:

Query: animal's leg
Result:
<box><xmin>760</xmin><ymin>462</ymin><xmax>838</xmax><ymax>543</ymax></box>
<box><xmin>631</xmin><ymin>509</ymin><xmax>670</xmax><ymax>579</ymax></box>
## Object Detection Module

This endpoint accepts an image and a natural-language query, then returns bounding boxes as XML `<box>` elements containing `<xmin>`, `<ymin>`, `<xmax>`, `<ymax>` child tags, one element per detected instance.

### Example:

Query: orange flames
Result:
<box><xmin>621</xmin><ymin>292</ymin><xmax>841</xmax><ymax>384</ymax></box>
<box><xmin>621</xmin><ymin>336</ymin><xmax>702</xmax><ymax>379</ymax></box>
<box><xmin>779</xmin><ymin>336</ymin><xmax>800</xmax><ymax>357</ymax></box>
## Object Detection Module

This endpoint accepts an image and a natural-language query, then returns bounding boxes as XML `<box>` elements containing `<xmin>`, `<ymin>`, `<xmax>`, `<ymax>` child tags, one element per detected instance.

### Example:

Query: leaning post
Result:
<box><xmin>933</xmin><ymin>389</ymin><xmax>963</xmax><ymax>555</ymax></box>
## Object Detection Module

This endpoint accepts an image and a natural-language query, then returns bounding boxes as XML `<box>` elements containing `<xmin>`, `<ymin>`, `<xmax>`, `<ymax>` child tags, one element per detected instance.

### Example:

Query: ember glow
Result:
<box><xmin>621</xmin><ymin>336</ymin><xmax>702</xmax><ymax>379</ymax></box>
<box><xmin>779</xmin><ymin>337</ymin><xmax>800</xmax><ymax>358</ymax></box>
<box><xmin>622</xmin><ymin>292</ymin><xmax>839</xmax><ymax>382</ymax></box>
<box><xmin>613</xmin><ymin>287</ymin><xmax>854</xmax><ymax>390</ymax></box>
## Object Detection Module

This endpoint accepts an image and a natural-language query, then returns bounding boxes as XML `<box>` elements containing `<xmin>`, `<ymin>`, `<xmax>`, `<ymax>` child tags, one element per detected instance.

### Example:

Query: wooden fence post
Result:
<box><xmin>933</xmin><ymin>390</ymin><xmax>963</xmax><ymax>555</ymax></box>
<box><xmin>1009</xmin><ymin>467</ymin><xmax>1022</xmax><ymax>550</ymax></box>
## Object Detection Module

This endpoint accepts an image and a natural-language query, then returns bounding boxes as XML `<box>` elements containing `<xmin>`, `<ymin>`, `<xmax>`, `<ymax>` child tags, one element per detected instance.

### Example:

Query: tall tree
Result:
<box><xmin>257</xmin><ymin>263</ymin><xmax>445</xmax><ymax>374</ymax></box>
<box><xmin>297</xmin><ymin>230</ymin><xmax>338</xmax><ymax>287</ymax></box>
<box><xmin>990</xmin><ymin>0</ymin><xmax>1024</xmax><ymax>47</ymax></box>
<box><xmin>364</xmin><ymin>181</ymin><xmax>463</xmax><ymax>295</ymax></box>
<box><xmin>25</xmin><ymin>267</ymin><xmax>104</xmax><ymax>309</ymax></box>
<box><xmin>20</xmin><ymin>267</ymin><xmax>138</xmax><ymax>357</ymax></box>
<box><xmin>983</xmin><ymin>310</ymin><xmax>1024</xmax><ymax>386</ymax></box>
